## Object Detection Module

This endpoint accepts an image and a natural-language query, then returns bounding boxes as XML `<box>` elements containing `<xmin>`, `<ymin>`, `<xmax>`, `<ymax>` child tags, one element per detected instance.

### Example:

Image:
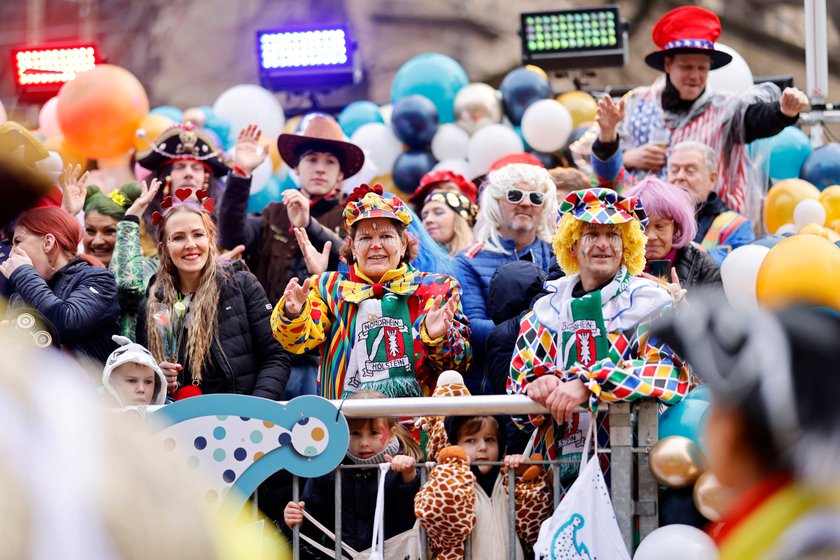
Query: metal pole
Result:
<box><xmin>329</xmin><ymin>394</ymin><xmax>564</xmax><ymax>418</ymax></box>
<box><xmin>804</xmin><ymin>0</ymin><xmax>828</xmax><ymax>105</ymax></box>
<box><xmin>292</xmin><ymin>475</ymin><xmax>300</xmax><ymax>560</ymax></box>
<box><xmin>636</xmin><ymin>400</ymin><xmax>660</xmax><ymax>545</ymax></box>
<box><xmin>334</xmin><ymin>467</ymin><xmax>342</xmax><ymax>559</ymax></box>
<box><xmin>26</xmin><ymin>0</ymin><xmax>45</xmax><ymax>44</ymax></box>
<box><xmin>508</xmin><ymin>468</ymin><xmax>516</xmax><ymax>560</ymax></box>
<box><xmin>609</xmin><ymin>403</ymin><xmax>633</xmax><ymax>552</ymax></box>
<box><xmin>419</xmin><ymin>465</ymin><xmax>429</xmax><ymax>560</ymax></box>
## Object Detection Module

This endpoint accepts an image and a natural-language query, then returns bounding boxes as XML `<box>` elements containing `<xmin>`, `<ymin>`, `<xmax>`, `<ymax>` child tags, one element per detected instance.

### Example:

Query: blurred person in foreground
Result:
<box><xmin>655</xmin><ymin>295</ymin><xmax>840</xmax><ymax>560</ymax></box>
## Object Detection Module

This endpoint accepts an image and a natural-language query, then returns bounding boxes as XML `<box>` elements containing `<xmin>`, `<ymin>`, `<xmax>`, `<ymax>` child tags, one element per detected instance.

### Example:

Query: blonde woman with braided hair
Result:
<box><xmin>139</xmin><ymin>204</ymin><xmax>289</xmax><ymax>400</ymax></box>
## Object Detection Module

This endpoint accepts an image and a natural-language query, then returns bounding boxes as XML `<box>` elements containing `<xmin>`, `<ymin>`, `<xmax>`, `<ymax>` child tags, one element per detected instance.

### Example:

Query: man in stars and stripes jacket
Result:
<box><xmin>507</xmin><ymin>188</ymin><xmax>691</xmax><ymax>462</ymax></box>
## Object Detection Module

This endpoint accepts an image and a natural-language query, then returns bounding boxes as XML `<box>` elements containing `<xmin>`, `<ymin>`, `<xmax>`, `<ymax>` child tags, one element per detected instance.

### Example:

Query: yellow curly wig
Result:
<box><xmin>552</xmin><ymin>213</ymin><xmax>648</xmax><ymax>276</ymax></box>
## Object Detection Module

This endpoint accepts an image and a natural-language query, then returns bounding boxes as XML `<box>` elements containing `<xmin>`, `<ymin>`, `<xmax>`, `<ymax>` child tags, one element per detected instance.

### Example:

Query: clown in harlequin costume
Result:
<box><xmin>508</xmin><ymin>188</ymin><xmax>691</xmax><ymax>462</ymax></box>
<box><xmin>271</xmin><ymin>184</ymin><xmax>471</xmax><ymax>399</ymax></box>
<box><xmin>590</xmin><ymin>6</ymin><xmax>809</xmax><ymax>219</ymax></box>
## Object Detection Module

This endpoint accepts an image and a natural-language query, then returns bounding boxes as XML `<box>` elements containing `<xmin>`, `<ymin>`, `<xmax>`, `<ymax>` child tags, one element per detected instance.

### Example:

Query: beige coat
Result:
<box><xmin>470</xmin><ymin>475</ymin><xmax>525</xmax><ymax>560</ymax></box>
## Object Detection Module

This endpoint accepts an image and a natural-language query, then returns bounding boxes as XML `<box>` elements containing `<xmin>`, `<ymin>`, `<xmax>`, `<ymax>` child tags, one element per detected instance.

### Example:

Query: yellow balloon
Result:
<box><xmin>371</xmin><ymin>173</ymin><xmax>399</xmax><ymax>197</ymax></box>
<box><xmin>649</xmin><ymin>436</ymin><xmax>705</xmax><ymax>489</ymax></box>
<box><xmin>819</xmin><ymin>185</ymin><xmax>840</xmax><ymax>224</ymax></box>
<box><xmin>43</xmin><ymin>134</ymin><xmax>87</xmax><ymax>169</ymax></box>
<box><xmin>798</xmin><ymin>223</ymin><xmax>830</xmax><ymax>238</ymax></box>
<box><xmin>259</xmin><ymin>135</ymin><xmax>281</xmax><ymax>171</ymax></box>
<box><xmin>764</xmin><ymin>178</ymin><xmax>821</xmax><ymax>234</ymax></box>
<box><xmin>692</xmin><ymin>471</ymin><xmax>734</xmax><ymax>521</ymax></box>
<box><xmin>556</xmin><ymin>91</ymin><xmax>598</xmax><ymax>127</ymax></box>
<box><xmin>756</xmin><ymin>234</ymin><xmax>840</xmax><ymax>311</ymax></box>
<box><xmin>133</xmin><ymin>114</ymin><xmax>174</xmax><ymax>152</ymax></box>
<box><xmin>283</xmin><ymin>115</ymin><xmax>302</xmax><ymax>135</ymax></box>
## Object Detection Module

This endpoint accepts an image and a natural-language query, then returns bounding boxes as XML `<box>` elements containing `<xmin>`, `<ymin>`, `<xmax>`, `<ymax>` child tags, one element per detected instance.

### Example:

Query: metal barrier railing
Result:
<box><xmin>288</xmin><ymin>396</ymin><xmax>661</xmax><ymax>559</ymax></box>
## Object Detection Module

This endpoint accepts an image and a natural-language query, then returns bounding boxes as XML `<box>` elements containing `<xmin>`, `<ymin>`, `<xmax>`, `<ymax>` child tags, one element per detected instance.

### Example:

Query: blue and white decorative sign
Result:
<box><xmin>148</xmin><ymin>395</ymin><xmax>349</xmax><ymax>513</ymax></box>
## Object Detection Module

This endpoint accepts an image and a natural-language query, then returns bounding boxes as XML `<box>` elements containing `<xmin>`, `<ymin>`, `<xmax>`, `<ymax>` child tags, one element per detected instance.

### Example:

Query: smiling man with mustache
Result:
<box><xmin>508</xmin><ymin>188</ymin><xmax>691</xmax><ymax>464</ymax></box>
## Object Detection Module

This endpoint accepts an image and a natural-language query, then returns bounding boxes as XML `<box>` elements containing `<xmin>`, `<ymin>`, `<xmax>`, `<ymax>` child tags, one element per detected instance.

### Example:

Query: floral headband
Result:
<box><xmin>343</xmin><ymin>184</ymin><xmax>413</xmax><ymax>233</ymax></box>
<box><xmin>151</xmin><ymin>188</ymin><xmax>214</xmax><ymax>226</ymax></box>
<box><xmin>424</xmin><ymin>190</ymin><xmax>479</xmax><ymax>226</ymax></box>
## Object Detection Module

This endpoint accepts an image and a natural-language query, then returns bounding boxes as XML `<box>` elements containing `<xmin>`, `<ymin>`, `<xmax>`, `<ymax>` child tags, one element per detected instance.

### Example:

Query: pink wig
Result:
<box><xmin>624</xmin><ymin>176</ymin><xmax>697</xmax><ymax>248</ymax></box>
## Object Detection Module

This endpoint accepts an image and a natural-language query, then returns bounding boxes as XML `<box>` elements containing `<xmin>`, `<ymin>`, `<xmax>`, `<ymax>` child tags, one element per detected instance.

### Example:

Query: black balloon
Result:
<box><xmin>659</xmin><ymin>487</ymin><xmax>707</xmax><ymax>529</ymax></box>
<box><xmin>562</xmin><ymin>124</ymin><xmax>593</xmax><ymax>169</ymax></box>
<box><xmin>392</xmin><ymin>150</ymin><xmax>437</xmax><ymax>194</ymax></box>
<box><xmin>499</xmin><ymin>67</ymin><xmax>551</xmax><ymax>126</ymax></box>
<box><xmin>529</xmin><ymin>150</ymin><xmax>560</xmax><ymax>169</ymax></box>
<box><xmin>391</xmin><ymin>95</ymin><xmax>439</xmax><ymax>149</ymax></box>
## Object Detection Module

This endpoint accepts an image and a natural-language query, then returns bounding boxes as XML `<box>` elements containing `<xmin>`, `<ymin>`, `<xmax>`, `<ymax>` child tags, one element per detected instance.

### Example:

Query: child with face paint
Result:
<box><xmin>283</xmin><ymin>391</ymin><xmax>423</xmax><ymax>553</ymax></box>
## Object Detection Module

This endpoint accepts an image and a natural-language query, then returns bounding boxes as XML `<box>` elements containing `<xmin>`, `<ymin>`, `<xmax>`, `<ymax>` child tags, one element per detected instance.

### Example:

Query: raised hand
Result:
<box><xmin>596</xmin><ymin>94</ymin><xmax>625</xmax><ymax>142</ymax></box>
<box><xmin>779</xmin><ymin>87</ymin><xmax>810</xmax><ymax>118</ymax></box>
<box><xmin>59</xmin><ymin>163</ymin><xmax>90</xmax><ymax>215</ymax></box>
<box><xmin>283</xmin><ymin>189</ymin><xmax>311</xmax><ymax>228</ymax></box>
<box><xmin>642</xmin><ymin>267</ymin><xmax>687</xmax><ymax>304</ymax></box>
<box><xmin>234</xmin><ymin>124</ymin><xmax>268</xmax><ymax>176</ymax></box>
<box><xmin>423</xmin><ymin>295</ymin><xmax>457</xmax><ymax>340</ymax></box>
<box><xmin>125</xmin><ymin>178</ymin><xmax>161</xmax><ymax>218</ymax></box>
<box><xmin>294</xmin><ymin>227</ymin><xmax>331</xmax><ymax>275</ymax></box>
<box><xmin>283</xmin><ymin>276</ymin><xmax>312</xmax><ymax>318</ymax></box>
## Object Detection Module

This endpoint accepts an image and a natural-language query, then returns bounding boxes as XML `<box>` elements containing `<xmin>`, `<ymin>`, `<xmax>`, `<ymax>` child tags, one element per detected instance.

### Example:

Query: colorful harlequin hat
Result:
<box><xmin>277</xmin><ymin>114</ymin><xmax>365</xmax><ymax>178</ymax></box>
<box><xmin>342</xmin><ymin>183</ymin><xmax>413</xmax><ymax>232</ymax></box>
<box><xmin>559</xmin><ymin>188</ymin><xmax>648</xmax><ymax>228</ymax></box>
<box><xmin>644</xmin><ymin>6</ymin><xmax>733</xmax><ymax>71</ymax></box>
<box><xmin>410</xmin><ymin>169</ymin><xmax>478</xmax><ymax>205</ymax></box>
<box><xmin>136</xmin><ymin>122</ymin><xmax>230</xmax><ymax>177</ymax></box>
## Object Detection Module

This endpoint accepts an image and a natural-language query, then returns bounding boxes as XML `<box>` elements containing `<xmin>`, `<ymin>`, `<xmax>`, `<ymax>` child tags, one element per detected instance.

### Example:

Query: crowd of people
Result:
<box><xmin>1</xmin><ymin>5</ymin><xmax>838</xmax><ymax>560</ymax></box>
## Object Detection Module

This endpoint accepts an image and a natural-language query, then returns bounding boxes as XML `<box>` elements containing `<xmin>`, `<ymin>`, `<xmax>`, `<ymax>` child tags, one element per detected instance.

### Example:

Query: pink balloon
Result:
<box><xmin>134</xmin><ymin>162</ymin><xmax>152</xmax><ymax>181</ymax></box>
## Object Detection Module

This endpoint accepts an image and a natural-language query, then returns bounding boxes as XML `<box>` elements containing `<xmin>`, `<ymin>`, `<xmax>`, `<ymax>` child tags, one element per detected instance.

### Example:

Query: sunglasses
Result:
<box><xmin>505</xmin><ymin>189</ymin><xmax>545</xmax><ymax>206</ymax></box>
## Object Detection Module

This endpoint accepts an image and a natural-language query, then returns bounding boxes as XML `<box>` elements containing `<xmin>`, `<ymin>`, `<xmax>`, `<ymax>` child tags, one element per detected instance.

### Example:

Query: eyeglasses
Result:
<box><xmin>505</xmin><ymin>189</ymin><xmax>545</xmax><ymax>206</ymax></box>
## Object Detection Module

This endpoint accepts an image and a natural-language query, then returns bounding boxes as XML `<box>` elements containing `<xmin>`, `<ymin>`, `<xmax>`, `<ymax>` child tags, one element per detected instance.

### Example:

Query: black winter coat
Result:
<box><xmin>674</xmin><ymin>244</ymin><xmax>722</xmax><ymax>290</ymax></box>
<box><xmin>138</xmin><ymin>265</ymin><xmax>290</xmax><ymax>400</ymax></box>
<box><xmin>9</xmin><ymin>257</ymin><xmax>119</xmax><ymax>363</ymax></box>
<box><xmin>301</xmin><ymin>457</ymin><xmax>420</xmax><ymax>553</ymax></box>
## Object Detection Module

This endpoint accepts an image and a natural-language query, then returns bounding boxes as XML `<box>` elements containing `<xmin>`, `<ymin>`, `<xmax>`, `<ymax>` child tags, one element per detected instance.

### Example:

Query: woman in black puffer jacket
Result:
<box><xmin>2</xmin><ymin>207</ymin><xmax>119</xmax><ymax>364</ymax></box>
<box><xmin>138</xmin><ymin>203</ymin><xmax>289</xmax><ymax>400</ymax></box>
<box><xmin>625</xmin><ymin>177</ymin><xmax>721</xmax><ymax>292</ymax></box>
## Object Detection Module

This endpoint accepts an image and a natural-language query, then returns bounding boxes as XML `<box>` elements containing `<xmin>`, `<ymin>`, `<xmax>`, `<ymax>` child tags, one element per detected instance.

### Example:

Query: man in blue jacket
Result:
<box><xmin>454</xmin><ymin>157</ymin><xmax>556</xmax><ymax>394</ymax></box>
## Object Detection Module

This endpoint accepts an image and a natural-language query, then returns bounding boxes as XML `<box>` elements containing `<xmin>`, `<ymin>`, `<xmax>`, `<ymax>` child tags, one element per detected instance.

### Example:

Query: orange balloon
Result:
<box><xmin>43</xmin><ymin>134</ymin><xmax>87</xmax><ymax>169</ymax></box>
<box><xmin>819</xmin><ymin>185</ymin><xmax>840</xmax><ymax>225</ymax></box>
<box><xmin>763</xmin><ymin>178</ymin><xmax>821</xmax><ymax>234</ymax></box>
<box><xmin>57</xmin><ymin>64</ymin><xmax>149</xmax><ymax>159</ymax></box>
<box><xmin>371</xmin><ymin>173</ymin><xmax>399</xmax><ymax>196</ymax></box>
<box><xmin>756</xmin><ymin>234</ymin><xmax>840</xmax><ymax>311</ymax></box>
<box><xmin>556</xmin><ymin>91</ymin><xmax>598</xmax><ymax>127</ymax></box>
<box><xmin>133</xmin><ymin>114</ymin><xmax>174</xmax><ymax>152</ymax></box>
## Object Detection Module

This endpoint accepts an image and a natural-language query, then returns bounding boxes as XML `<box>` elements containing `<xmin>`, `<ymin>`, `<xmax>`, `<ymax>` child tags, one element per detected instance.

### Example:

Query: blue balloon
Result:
<box><xmin>391</xmin><ymin>95</ymin><xmax>439</xmax><ymax>149</ymax></box>
<box><xmin>150</xmin><ymin>105</ymin><xmax>183</xmax><ymax>123</ymax></box>
<box><xmin>338</xmin><ymin>101</ymin><xmax>384</xmax><ymax>138</ymax></box>
<box><xmin>392</xmin><ymin>150</ymin><xmax>437</xmax><ymax>193</ymax></box>
<box><xmin>800</xmin><ymin>143</ymin><xmax>840</xmax><ymax>191</ymax></box>
<box><xmin>390</xmin><ymin>53</ymin><xmax>469</xmax><ymax>124</ymax></box>
<box><xmin>751</xmin><ymin>234</ymin><xmax>787</xmax><ymax>249</ymax></box>
<box><xmin>659</xmin><ymin>398</ymin><xmax>710</xmax><ymax>447</ymax></box>
<box><xmin>199</xmin><ymin>105</ymin><xmax>233</xmax><ymax>150</ymax></box>
<box><xmin>659</xmin><ymin>488</ymin><xmax>707</xmax><ymax>529</ymax></box>
<box><xmin>528</xmin><ymin>149</ymin><xmax>559</xmax><ymax>169</ymax></box>
<box><xmin>763</xmin><ymin>126</ymin><xmax>811</xmax><ymax>180</ymax></box>
<box><xmin>499</xmin><ymin>67</ymin><xmax>551</xmax><ymax>126</ymax></box>
<box><xmin>685</xmin><ymin>384</ymin><xmax>711</xmax><ymax>402</ymax></box>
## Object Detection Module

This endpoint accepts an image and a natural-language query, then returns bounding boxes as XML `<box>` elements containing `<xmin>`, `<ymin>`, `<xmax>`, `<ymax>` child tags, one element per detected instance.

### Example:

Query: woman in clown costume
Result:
<box><xmin>271</xmin><ymin>184</ymin><xmax>471</xmax><ymax>399</ymax></box>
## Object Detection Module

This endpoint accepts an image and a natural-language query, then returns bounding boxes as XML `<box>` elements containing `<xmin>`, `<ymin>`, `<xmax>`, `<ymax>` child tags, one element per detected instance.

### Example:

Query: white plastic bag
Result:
<box><xmin>533</xmin><ymin>414</ymin><xmax>630</xmax><ymax>560</ymax></box>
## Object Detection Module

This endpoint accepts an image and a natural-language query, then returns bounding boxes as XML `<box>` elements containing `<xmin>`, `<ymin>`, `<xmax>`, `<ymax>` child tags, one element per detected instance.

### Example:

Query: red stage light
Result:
<box><xmin>11</xmin><ymin>44</ymin><xmax>99</xmax><ymax>99</ymax></box>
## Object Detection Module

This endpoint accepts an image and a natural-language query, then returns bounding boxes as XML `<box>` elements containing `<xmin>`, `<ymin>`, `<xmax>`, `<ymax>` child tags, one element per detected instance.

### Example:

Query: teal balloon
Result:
<box><xmin>685</xmin><ymin>384</ymin><xmax>711</xmax><ymax>402</ymax></box>
<box><xmin>247</xmin><ymin>176</ymin><xmax>282</xmax><ymax>213</ymax></box>
<box><xmin>659</xmin><ymin>398</ymin><xmax>710</xmax><ymax>447</ymax></box>
<box><xmin>150</xmin><ymin>105</ymin><xmax>183</xmax><ymax>123</ymax></box>
<box><xmin>199</xmin><ymin>105</ymin><xmax>233</xmax><ymax>150</ymax></box>
<box><xmin>800</xmin><ymin>143</ymin><xmax>840</xmax><ymax>191</ymax></box>
<box><xmin>390</xmin><ymin>53</ymin><xmax>469</xmax><ymax>124</ymax></box>
<box><xmin>766</xmin><ymin>126</ymin><xmax>811</xmax><ymax>180</ymax></box>
<box><xmin>338</xmin><ymin>101</ymin><xmax>384</xmax><ymax>137</ymax></box>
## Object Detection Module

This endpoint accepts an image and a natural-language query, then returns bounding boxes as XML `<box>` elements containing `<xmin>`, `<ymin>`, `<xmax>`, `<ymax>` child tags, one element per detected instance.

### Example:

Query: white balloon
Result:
<box><xmin>379</xmin><ymin>104</ymin><xmax>393</xmax><ymax>128</ymax></box>
<box><xmin>433</xmin><ymin>158</ymin><xmax>472</xmax><ymax>178</ymax></box>
<box><xmin>467</xmin><ymin>124</ymin><xmax>524</xmax><ymax>177</ymax></box>
<box><xmin>793</xmin><ymin>198</ymin><xmax>827</xmax><ymax>229</ymax></box>
<box><xmin>775</xmin><ymin>223</ymin><xmax>797</xmax><ymax>236</ymax></box>
<box><xmin>39</xmin><ymin>97</ymin><xmax>62</xmax><ymax>137</ymax></box>
<box><xmin>249</xmin><ymin>157</ymin><xmax>273</xmax><ymax>195</ymax></box>
<box><xmin>721</xmin><ymin>244</ymin><xmax>771</xmax><ymax>311</ymax></box>
<box><xmin>708</xmin><ymin>43</ymin><xmax>754</xmax><ymax>94</ymax></box>
<box><xmin>520</xmin><ymin>99</ymin><xmax>573</xmax><ymax>153</ymax></box>
<box><xmin>634</xmin><ymin>525</ymin><xmax>718</xmax><ymax>560</ymax></box>
<box><xmin>0</xmin><ymin>98</ymin><xmax>6</xmax><ymax>124</ymax></box>
<box><xmin>341</xmin><ymin>148</ymin><xmax>380</xmax><ymax>195</ymax></box>
<box><xmin>34</xmin><ymin>151</ymin><xmax>64</xmax><ymax>183</ymax></box>
<box><xmin>431</xmin><ymin>124</ymin><xmax>470</xmax><ymax>161</ymax></box>
<box><xmin>351</xmin><ymin>123</ymin><xmax>403</xmax><ymax>173</ymax></box>
<box><xmin>212</xmin><ymin>84</ymin><xmax>285</xmax><ymax>140</ymax></box>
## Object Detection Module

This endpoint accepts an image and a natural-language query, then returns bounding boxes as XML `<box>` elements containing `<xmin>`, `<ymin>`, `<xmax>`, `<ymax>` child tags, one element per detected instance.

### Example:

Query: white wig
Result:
<box><xmin>473</xmin><ymin>163</ymin><xmax>557</xmax><ymax>254</ymax></box>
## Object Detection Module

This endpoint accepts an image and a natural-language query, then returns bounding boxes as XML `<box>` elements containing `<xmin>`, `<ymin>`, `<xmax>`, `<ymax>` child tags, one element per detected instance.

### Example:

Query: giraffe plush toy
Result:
<box><xmin>415</xmin><ymin>370</ymin><xmax>470</xmax><ymax>462</ymax></box>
